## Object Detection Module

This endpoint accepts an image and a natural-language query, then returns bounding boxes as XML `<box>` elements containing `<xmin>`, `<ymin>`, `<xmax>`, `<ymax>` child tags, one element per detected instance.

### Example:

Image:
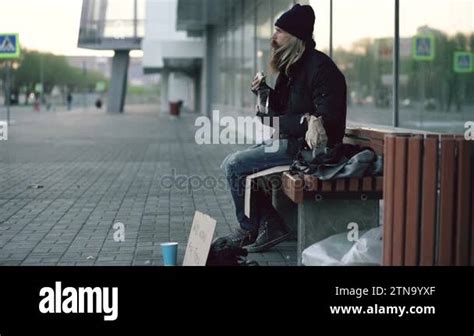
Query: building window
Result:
<box><xmin>256</xmin><ymin>0</ymin><xmax>273</xmax><ymax>74</ymax></box>
<box><xmin>307</xmin><ymin>0</ymin><xmax>330</xmax><ymax>53</ymax></box>
<box><xmin>330</xmin><ymin>0</ymin><xmax>395</xmax><ymax>126</ymax></box>
<box><xmin>243</xmin><ymin>0</ymin><xmax>256</xmax><ymax>109</ymax></box>
<box><xmin>400</xmin><ymin>0</ymin><xmax>473</xmax><ymax>133</ymax></box>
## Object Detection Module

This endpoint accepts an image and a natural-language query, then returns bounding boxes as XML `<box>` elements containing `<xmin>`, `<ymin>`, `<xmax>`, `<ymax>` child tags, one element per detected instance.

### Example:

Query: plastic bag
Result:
<box><xmin>302</xmin><ymin>231</ymin><xmax>356</xmax><ymax>266</ymax></box>
<box><xmin>341</xmin><ymin>227</ymin><xmax>382</xmax><ymax>265</ymax></box>
<box><xmin>302</xmin><ymin>227</ymin><xmax>382</xmax><ymax>266</ymax></box>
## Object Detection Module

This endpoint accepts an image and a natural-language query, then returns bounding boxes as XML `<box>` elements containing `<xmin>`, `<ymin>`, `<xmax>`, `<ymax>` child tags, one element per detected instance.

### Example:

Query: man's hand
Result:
<box><xmin>251</xmin><ymin>72</ymin><xmax>265</xmax><ymax>92</ymax></box>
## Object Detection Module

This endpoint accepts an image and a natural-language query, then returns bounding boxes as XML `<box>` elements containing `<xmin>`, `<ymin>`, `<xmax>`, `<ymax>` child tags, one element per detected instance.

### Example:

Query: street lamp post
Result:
<box><xmin>134</xmin><ymin>0</ymin><xmax>138</xmax><ymax>39</ymax></box>
<box><xmin>393</xmin><ymin>0</ymin><xmax>400</xmax><ymax>127</ymax></box>
<box><xmin>83</xmin><ymin>61</ymin><xmax>87</xmax><ymax>109</ymax></box>
<box><xmin>40</xmin><ymin>53</ymin><xmax>44</xmax><ymax>107</ymax></box>
<box><xmin>5</xmin><ymin>60</ymin><xmax>11</xmax><ymax>125</ymax></box>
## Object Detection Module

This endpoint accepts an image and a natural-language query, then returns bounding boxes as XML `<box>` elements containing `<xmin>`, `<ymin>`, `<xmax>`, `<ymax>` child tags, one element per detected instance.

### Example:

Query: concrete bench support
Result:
<box><xmin>297</xmin><ymin>199</ymin><xmax>380</xmax><ymax>265</ymax></box>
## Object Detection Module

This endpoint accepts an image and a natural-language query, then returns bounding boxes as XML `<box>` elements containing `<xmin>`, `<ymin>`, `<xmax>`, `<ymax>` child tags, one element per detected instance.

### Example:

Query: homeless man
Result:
<box><xmin>220</xmin><ymin>4</ymin><xmax>347</xmax><ymax>253</ymax></box>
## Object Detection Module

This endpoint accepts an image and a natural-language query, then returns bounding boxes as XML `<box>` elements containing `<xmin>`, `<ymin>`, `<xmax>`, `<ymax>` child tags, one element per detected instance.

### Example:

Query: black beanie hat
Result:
<box><xmin>275</xmin><ymin>4</ymin><xmax>315</xmax><ymax>42</ymax></box>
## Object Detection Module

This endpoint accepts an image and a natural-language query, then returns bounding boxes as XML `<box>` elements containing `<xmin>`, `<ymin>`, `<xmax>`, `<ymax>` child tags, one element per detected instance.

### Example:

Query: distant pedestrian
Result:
<box><xmin>67</xmin><ymin>93</ymin><xmax>73</xmax><ymax>111</ymax></box>
<box><xmin>33</xmin><ymin>94</ymin><xmax>40</xmax><ymax>112</ymax></box>
<box><xmin>95</xmin><ymin>98</ymin><xmax>102</xmax><ymax>109</ymax></box>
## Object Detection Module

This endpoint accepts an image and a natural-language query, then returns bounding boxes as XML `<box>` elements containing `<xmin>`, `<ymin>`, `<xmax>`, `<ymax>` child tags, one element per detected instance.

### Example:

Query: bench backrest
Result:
<box><xmin>345</xmin><ymin>124</ymin><xmax>432</xmax><ymax>155</ymax></box>
<box><xmin>383</xmin><ymin>134</ymin><xmax>474</xmax><ymax>266</ymax></box>
<box><xmin>344</xmin><ymin>128</ymin><xmax>387</xmax><ymax>155</ymax></box>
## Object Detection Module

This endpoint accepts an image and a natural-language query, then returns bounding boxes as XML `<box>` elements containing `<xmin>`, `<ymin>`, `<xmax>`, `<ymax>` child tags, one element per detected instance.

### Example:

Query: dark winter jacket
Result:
<box><xmin>259</xmin><ymin>43</ymin><xmax>347</xmax><ymax>156</ymax></box>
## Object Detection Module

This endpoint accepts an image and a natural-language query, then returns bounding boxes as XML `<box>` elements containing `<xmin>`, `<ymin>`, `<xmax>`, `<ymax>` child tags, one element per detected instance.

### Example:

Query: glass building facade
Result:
<box><xmin>210</xmin><ymin>0</ymin><xmax>473</xmax><ymax>134</ymax></box>
<box><xmin>213</xmin><ymin>0</ymin><xmax>297</xmax><ymax>113</ymax></box>
<box><xmin>79</xmin><ymin>0</ymin><xmax>146</xmax><ymax>49</ymax></box>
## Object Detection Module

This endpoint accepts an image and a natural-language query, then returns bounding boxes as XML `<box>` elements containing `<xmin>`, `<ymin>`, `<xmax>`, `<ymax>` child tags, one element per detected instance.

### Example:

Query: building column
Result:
<box><xmin>107</xmin><ymin>50</ymin><xmax>130</xmax><ymax>113</ymax></box>
<box><xmin>194</xmin><ymin>71</ymin><xmax>201</xmax><ymax>114</ymax></box>
<box><xmin>160</xmin><ymin>69</ymin><xmax>170</xmax><ymax>115</ymax></box>
<box><xmin>202</xmin><ymin>25</ymin><xmax>217</xmax><ymax>116</ymax></box>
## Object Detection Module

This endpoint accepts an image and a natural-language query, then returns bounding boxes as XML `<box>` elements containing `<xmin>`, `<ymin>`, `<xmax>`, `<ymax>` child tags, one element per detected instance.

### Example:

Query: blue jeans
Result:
<box><xmin>220</xmin><ymin>139</ymin><xmax>294</xmax><ymax>231</ymax></box>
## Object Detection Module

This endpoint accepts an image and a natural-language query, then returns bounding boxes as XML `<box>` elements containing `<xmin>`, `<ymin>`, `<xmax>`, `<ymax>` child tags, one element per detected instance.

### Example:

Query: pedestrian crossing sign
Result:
<box><xmin>0</xmin><ymin>34</ymin><xmax>20</xmax><ymax>59</ymax></box>
<box><xmin>454</xmin><ymin>52</ymin><xmax>472</xmax><ymax>73</ymax></box>
<box><xmin>413</xmin><ymin>35</ymin><xmax>435</xmax><ymax>61</ymax></box>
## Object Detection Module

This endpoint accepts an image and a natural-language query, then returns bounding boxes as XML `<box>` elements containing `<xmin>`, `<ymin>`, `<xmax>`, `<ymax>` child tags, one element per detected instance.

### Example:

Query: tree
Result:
<box><xmin>5</xmin><ymin>49</ymin><xmax>108</xmax><ymax>104</ymax></box>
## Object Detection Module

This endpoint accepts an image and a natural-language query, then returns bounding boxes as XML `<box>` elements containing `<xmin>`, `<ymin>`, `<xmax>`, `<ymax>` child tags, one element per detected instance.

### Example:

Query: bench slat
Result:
<box><xmin>304</xmin><ymin>175</ymin><xmax>319</xmax><ymax>191</ymax></box>
<box><xmin>375</xmin><ymin>176</ymin><xmax>383</xmax><ymax>192</ymax></box>
<box><xmin>349</xmin><ymin>178</ymin><xmax>360</xmax><ymax>192</ymax></box>
<box><xmin>282</xmin><ymin>172</ymin><xmax>304</xmax><ymax>204</ymax></box>
<box><xmin>405</xmin><ymin>136</ymin><xmax>422</xmax><ymax>266</ymax></box>
<box><xmin>344</xmin><ymin>137</ymin><xmax>384</xmax><ymax>156</ymax></box>
<box><xmin>392</xmin><ymin>137</ymin><xmax>408</xmax><ymax>266</ymax></box>
<box><xmin>362</xmin><ymin>177</ymin><xmax>373</xmax><ymax>191</ymax></box>
<box><xmin>322</xmin><ymin>181</ymin><xmax>333</xmax><ymax>192</ymax></box>
<box><xmin>383</xmin><ymin>136</ymin><xmax>396</xmax><ymax>266</ymax></box>
<box><xmin>455</xmin><ymin>138</ymin><xmax>471</xmax><ymax>266</ymax></box>
<box><xmin>346</xmin><ymin>128</ymin><xmax>387</xmax><ymax>141</ymax></box>
<box><xmin>335</xmin><ymin>179</ymin><xmax>346</xmax><ymax>192</ymax></box>
<box><xmin>419</xmin><ymin>135</ymin><xmax>438</xmax><ymax>266</ymax></box>
<box><xmin>438</xmin><ymin>136</ymin><xmax>456</xmax><ymax>266</ymax></box>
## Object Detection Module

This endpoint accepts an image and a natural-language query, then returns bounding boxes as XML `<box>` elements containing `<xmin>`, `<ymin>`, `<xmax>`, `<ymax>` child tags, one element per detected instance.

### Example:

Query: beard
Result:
<box><xmin>269</xmin><ymin>37</ymin><xmax>305</xmax><ymax>75</ymax></box>
<box><xmin>269</xmin><ymin>40</ymin><xmax>287</xmax><ymax>73</ymax></box>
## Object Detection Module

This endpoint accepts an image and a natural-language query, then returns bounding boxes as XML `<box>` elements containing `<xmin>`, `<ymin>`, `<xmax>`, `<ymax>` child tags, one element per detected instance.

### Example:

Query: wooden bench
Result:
<box><xmin>277</xmin><ymin>124</ymin><xmax>474</xmax><ymax>266</ymax></box>
<box><xmin>280</xmin><ymin>126</ymin><xmax>397</xmax><ymax>265</ymax></box>
<box><xmin>383</xmin><ymin>134</ymin><xmax>474</xmax><ymax>266</ymax></box>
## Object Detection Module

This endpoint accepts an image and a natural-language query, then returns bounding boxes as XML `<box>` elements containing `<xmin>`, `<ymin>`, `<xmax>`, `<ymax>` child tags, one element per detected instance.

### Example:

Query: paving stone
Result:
<box><xmin>0</xmin><ymin>105</ymin><xmax>295</xmax><ymax>266</ymax></box>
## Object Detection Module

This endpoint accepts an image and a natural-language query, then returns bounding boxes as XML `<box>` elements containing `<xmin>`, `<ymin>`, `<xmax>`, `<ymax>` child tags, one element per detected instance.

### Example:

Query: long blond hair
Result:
<box><xmin>269</xmin><ymin>36</ymin><xmax>306</xmax><ymax>76</ymax></box>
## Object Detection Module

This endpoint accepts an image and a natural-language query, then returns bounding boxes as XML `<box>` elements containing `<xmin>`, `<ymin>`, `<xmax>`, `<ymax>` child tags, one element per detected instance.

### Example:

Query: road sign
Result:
<box><xmin>0</xmin><ymin>34</ymin><xmax>20</xmax><ymax>59</ymax></box>
<box><xmin>95</xmin><ymin>81</ymin><xmax>106</xmax><ymax>92</ymax></box>
<box><xmin>412</xmin><ymin>35</ymin><xmax>435</xmax><ymax>61</ymax></box>
<box><xmin>453</xmin><ymin>52</ymin><xmax>472</xmax><ymax>73</ymax></box>
<box><xmin>35</xmin><ymin>83</ymin><xmax>43</xmax><ymax>93</ymax></box>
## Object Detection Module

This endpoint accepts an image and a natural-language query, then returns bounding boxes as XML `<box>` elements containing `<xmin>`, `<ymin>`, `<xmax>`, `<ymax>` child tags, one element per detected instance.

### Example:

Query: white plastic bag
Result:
<box><xmin>341</xmin><ymin>227</ymin><xmax>382</xmax><ymax>265</ymax></box>
<box><xmin>301</xmin><ymin>231</ymin><xmax>356</xmax><ymax>266</ymax></box>
<box><xmin>302</xmin><ymin>227</ymin><xmax>382</xmax><ymax>266</ymax></box>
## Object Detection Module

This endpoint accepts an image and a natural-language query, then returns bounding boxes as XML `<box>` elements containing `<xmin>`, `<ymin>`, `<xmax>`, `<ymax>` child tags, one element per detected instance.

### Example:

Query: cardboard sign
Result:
<box><xmin>182</xmin><ymin>211</ymin><xmax>216</xmax><ymax>266</ymax></box>
<box><xmin>0</xmin><ymin>121</ymin><xmax>7</xmax><ymax>140</ymax></box>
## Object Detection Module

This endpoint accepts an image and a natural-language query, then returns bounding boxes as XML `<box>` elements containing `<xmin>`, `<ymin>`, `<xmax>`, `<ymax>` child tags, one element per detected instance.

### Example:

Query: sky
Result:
<box><xmin>1</xmin><ymin>0</ymin><xmax>142</xmax><ymax>57</ymax></box>
<box><xmin>1</xmin><ymin>0</ymin><xmax>473</xmax><ymax>56</ymax></box>
<box><xmin>2</xmin><ymin>0</ymin><xmax>105</xmax><ymax>56</ymax></box>
<box><xmin>311</xmin><ymin>0</ymin><xmax>473</xmax><ymax>51</ymax></box>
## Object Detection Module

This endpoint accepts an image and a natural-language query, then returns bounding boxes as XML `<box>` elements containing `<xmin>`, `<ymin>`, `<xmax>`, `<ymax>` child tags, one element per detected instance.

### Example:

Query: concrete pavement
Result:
<box><xmin>0</xmin><ymin>105</ymin><xmax>297</xmax><ymax>266</ymax></box>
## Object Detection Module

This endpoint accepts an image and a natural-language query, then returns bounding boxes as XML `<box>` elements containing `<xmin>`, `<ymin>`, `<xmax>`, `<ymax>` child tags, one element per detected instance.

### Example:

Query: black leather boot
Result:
<box><xmin>245</xmin><ymin>214</ymin><xmax>291</xmax><ymax>253</ymax></box>
<box><xmin>225</xmin><ymin>227</ymin><xmax>258</xmax><ymax>248</ymax></box>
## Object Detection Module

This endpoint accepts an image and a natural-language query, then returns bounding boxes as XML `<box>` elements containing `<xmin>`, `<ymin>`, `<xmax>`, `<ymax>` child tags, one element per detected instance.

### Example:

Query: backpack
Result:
<box><xmin>206</xmin><ymin>237</ymin><xmax>259</xmax><ymax>266</ymax></box>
